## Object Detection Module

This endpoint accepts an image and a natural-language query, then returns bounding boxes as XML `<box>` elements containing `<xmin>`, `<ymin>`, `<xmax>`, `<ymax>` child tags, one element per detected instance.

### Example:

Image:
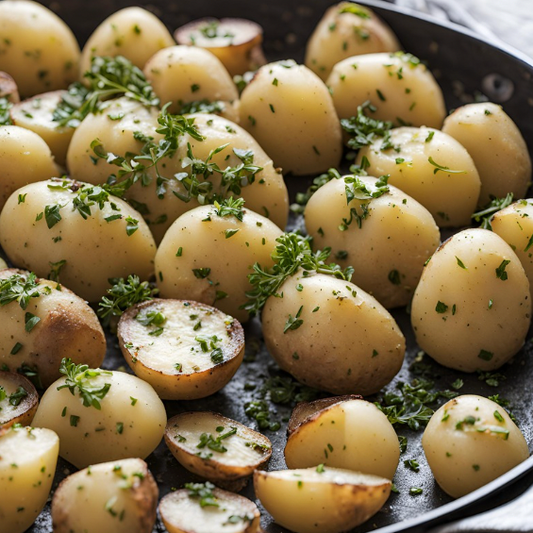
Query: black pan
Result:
<box><xmin>28</xmin><ymin>0</ymin><xmax>533</xmax><ymax>532</ymax></box>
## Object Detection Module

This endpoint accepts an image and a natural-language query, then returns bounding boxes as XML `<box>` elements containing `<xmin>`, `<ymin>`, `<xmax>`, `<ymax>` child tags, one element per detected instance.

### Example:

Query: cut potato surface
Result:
<box><xmin>254</xmin><ymin>466</ymin><xmax>391</xmax><ymax>533</ymax></box>
<box><xmin>165</xmin><ymin>411</ymin><xmax>272</xmax><ymax>487</ymax></box>
<box><xmin>0</xmin><ymin>71</ymin><xmax>20</xmax><ymax>102</ymax></box>
<box><xmin>118</xmin><ymin>299</ymin><xmax>245</xmax><ymax>400</ymax></box>
<box><xmin>422</xmin><ymin>395</ymin><xmax>529</xmax><ymax>498</ymax></box>
<box><xmin>0</xmin><ymin>425</ymin><xmax>59</xmax><ymax>533</ymax></box>
<box><xmin>0</xmin><ymin>371</ymin><xmax>38</xmax><ymax>429</ymax></box>
<box><xmin>159</xmin><ymin>483</ymin><xmax>261</xmax><ymax>533</ymax></box>
<box><xmin>284</xmin><ymin>397</ymin><xmax>400</xmax><ymax>480</ymax></box>
<box><xmin>52</xmin><ymin>458</ymin><xmax>158</xmax><ymax>533</ymax></box>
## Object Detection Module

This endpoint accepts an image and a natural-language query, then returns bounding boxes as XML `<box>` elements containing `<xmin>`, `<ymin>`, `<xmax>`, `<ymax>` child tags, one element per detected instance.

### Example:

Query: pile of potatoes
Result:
<box><xmin>0</xmin><ymin>1</ymin><xmax>532</xmax><ymax>532</ymax></box>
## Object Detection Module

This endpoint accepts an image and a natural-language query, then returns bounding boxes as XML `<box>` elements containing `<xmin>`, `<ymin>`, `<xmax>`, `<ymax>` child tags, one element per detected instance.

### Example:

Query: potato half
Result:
<box><xmin>165</xmin><ymin>411</ymin><xmax>272</xmax><ymax>489</ymax></box>
<box><xmin>0</xmin><ymin>71</ymin><xmax>20</xmax><ymax>102</ymax></box>
<box><xmin>51</xmin><ymin>458</ymin><xmax>158</xmax><ymax>533</ymax></box>
<box><xmin>32</xmin><ymin>368</ymin><xmax>166</xmax><ymax>469</ymax></box>
<box><xmin>159</xmin><ymin>483</ymin><xmax>261</xmax><ymax>533</ymax></box>
<box><xmin>422</xmin><ymin>395</ymin><xmax>529</xmax><ymax>498</ymax></box>
<box><xmin>0</xmin><ymin>371</ymin><xmax>38</xmax><ymax>429</ymax></box>
<box><xmin>284</xmin><ymin>397</ymin><xmax>400</xmax><ymax>480</ymax></box>
<box><xmin>0</xmin><ymin>424</ymin><xmax>59</xmax><ymax>533</ymax></box>
<box><xmin>254</xmin><ymin>466</ymin><xmax>391</xmax><ymax>533</ymax></box>
<box><xmin>118</xmin><ymin>299</ymin><xmax>245</xmax><ymax>400</ymax></box>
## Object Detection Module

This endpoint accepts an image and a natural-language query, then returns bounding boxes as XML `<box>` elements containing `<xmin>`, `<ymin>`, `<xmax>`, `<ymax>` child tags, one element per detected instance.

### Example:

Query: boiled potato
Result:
<box><xmin>144</xmin><ymin>45</ymin><xmax>239</xmax><ymax>120</ymax></box>
<box><xmin>442</xmin><ymin>102</ymin><xmax>531</xmax><ymax>206</ymax></box>
<box><xmin>118</xmin><ymin>299</ymin><xmax>245</xmax><ymax>400</ymax></box>
<box><xmin>165</xmin><ymin>411</ymin><xmax>272</xmax><ymax>490</ymax></box>
<box><xmin>0</xmin><ymin>0</ymin><xmax>80</xmax><ymax>98</ymax></box>
<box><xmin>411</xmin><ymin>228</ymin><xmax>531</xmax><ymax>371</ymax></box>
<box><xmin>0</xmin><ymin>178</ymin><xmax>156</xmax><ymax>302</ymax></box>
<box><xmin>79</xmin><ymin>7</ymin><xmax>175</xmax><ymax>75</ymax></box>
<box><xmin>492</xmin><ymin>199</ymin><xmax>533</xmax><ymax>302</ymax></box>
<box><xmin>239</xmin><ymin>60</ymin><xmax>342</xmax><ymax>175</ymax></box>
<box><xmin>51</xmin><ymin>457</ymin><xmax>158</xmax><ymax>533</ymax></box>
<box><xmin>0</xmin><ymin>371</ymin><xmax>38</xmax><ymax>429</ymax></box>
<box><xmin>305</xmin><ymin>175</ymin><xmax>440</xmax><ymax>308</ymax></box>
<box><xmin>0</xmin><ymin>71</ymin><xmax>20</xmax><ymax>102</ymax></box>
<box><xmin>262</xmin><ymin>272</ymin><xmax>405</xmax><ymax>395</ymax></box>
<box><xmin>285</xmin><ymin>397</ymin><xmax>399</xmax><ymax>479</ymax></box>
<box><xmin>159</xmin><ymin>483</ymin><xmax>261</xmax><ymax>533</ymax></box>
<box><xmin>174</xmin><ymin>18</ymin><xmax>266</xmax><ymax>76</ymax></box>
<box><xmin>32</xmin><ymin>363</ymin><xmax>166</xmax><ymax>468</ymax></box>
<box><xmin>358</xmin><ymin>126</ymin><xmax>481</xmax><ymax>227</ymax></box>
<box><xmin>0</xmin><ymin>269</ymin><xmax>106</xmax><ymax>388</ymax></box>
<box><xmin>254</xmin><ymin>466</ymin><xmax>391</xmax><ymax>533</ymax></box>
<box><xmin>305</xmin><ymin>2</ymin><xmax>400</xmax><ymax>81</ymax></box>
<box><xmin>422</xmin><ymin>394</ymin><xmax>529</xmax><ymax>498</ymax></box>
<box><xmin>0</xmin><ymin>125</ymin><xmax>58</xmax><ymax>211</ymax></box>
<box><xmin>328</xmin><ymin>52</ymin><xmax>446</xmax><ymax>128</ymax></box>
<box><xmin>0</xmin><ymin>424</ymin><xmax>59</xmax><ymax>533</ymax></box>
<box><xmin>155</xmin><ymin>203</ymin><xmax>284</xmax><ymax>323</ymax></box>
<box><xmin>11</xmin><ymin>91</ymin><xmax>75</xmax><ymax>166</ymax></box>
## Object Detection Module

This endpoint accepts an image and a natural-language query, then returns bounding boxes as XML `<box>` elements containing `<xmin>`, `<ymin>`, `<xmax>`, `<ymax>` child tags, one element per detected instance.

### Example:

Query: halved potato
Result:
<box><xmin>52</xmin><ymin>458</ymin><xmax>158</xmax><ymax>533</ymax></box>
<box><xmin>165</xmin><ymin>411</ymin><xmax>272</xmax><ymax>490</ymax></box>
<box><xmin>174</xmin><ymin>18</ymin><xmax>266</xmax><ymax>76</ymax></box>
<box><xmin>118</xmin><ymin>299</ymin><xmax>245</xmax><ymax>400</ymax></box>
<box><xmin>0</xmin><ymin>71</ymin><xmax>20</xmax><ymax>102</ymax></box>
<box><xmin>159</xmin><ymin>483</ymin><xmax>261</xmax><ymax>533</ymax></box>
<box><xmin>0</xmin><ymin>371</ymin><xmax>38</xmax><ymax>429</ymax></box>
<box><xmin>284</xmin><ymin>397</ymin><xmax>400</xmax><ymax>480</ymax></box>
<box><xmin>254</xmin><ymin>466</ymin><xmax>391</xmax><ymax>533</ymax></box>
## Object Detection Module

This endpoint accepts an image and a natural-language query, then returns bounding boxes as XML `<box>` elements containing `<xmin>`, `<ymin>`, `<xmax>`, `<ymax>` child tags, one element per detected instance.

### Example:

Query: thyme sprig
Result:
<box><xmin>340</xmin><ymin>101</ymin><xmax>393</xmax><ymax>150</ymax></box>
<box><xmin>0</xmin><ymin>272</ymin><xmax>42</xmax><ymax>310</ymax></box>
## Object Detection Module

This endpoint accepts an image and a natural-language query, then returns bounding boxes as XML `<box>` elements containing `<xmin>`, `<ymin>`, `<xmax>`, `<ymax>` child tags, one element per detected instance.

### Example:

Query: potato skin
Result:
<box><xmin>411</xmin><ymin>228</ymin><xmax>531</xmax><ymax>371</ymax></box>
<box><xmin>0</xmin><ymin>371</ymin><xmax>38</xmax><ymax>429</ymax></box>
<box><xmin>422</xmin><ymin>395</ymin><xmax>529</xmax><ymax>498</ymax></box>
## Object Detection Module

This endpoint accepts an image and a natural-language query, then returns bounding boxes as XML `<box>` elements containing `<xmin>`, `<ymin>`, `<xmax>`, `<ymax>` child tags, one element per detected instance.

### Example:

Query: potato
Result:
<box><xmin>0</xmin><ymin>257</ymin><xmax>6</xmax><ymax>270</ymax></box>
<box><xmin>305</xmin><ymin>2</ymin><xmax>400</xmax><ymax>81</ymax></box>
<box><xmin>254</xmin><ymin>466</ymin><xmax>391</xmax><ymax>533</ymax></box>
<box><xmin>0</xmin><ymin>0</ymin><xmax>80</xmax><ymax>98</ymax></box>
<box><xmin>155</xmin><ymin>203</ymin><xmax>284</xmax><ymax>323</ymax></box>
<box><xmin>239</xmin><ymin>60</ymin><xmax>343</xmax><ymax>175</ymax></box>
<box><xmin>305</xmin><ymin>175</ymin><xmax>440</xmax><ymax>308</ymax></box>
<box><xmin>442</xmin><ymin>102</ymin><xmax>532</xmax><ymax>206</ymax></box>
<box><xmin>118</xmin><ymin>299</ymin><xmax>245</xmax><ymax>400</ymax></box>
<box><xmin>11</xmin><ymin>91</ymin><xmax>75</xmax><ymax>166</ymax></box>
<box><xmin>358</xmin><ymin>127</ymin><xmax>481</xmax><ymax>227</ymax></box>
<box><xmin>174</xmin><ymin>18</ymin><xmax>266</xmax><ymax>76</ymax></box>
<box><xmin>159</xmin><ymin>483</ymin><xmax>261</xmax><ymax>533</ymax></box>
<box><xmin>51</xmin><ymin>458</ymin><xmax>158</xmax><ymax>533</ymax></box>
<box><xmin>0</xmin><ymin>178</ymin><xmax>156</xmax><ymax>302</ymax></box>
<box><xmin>285</xmin><ymin>397</ymin><xmax>400</xmax><ymax>479</ymax></box>
<box><xmin>79</xmin><ymin>7</ymin><xmax>175</xmax><ymax>75</ymax></box>
<box><xmin>0</xmin><ymin>125</ymin><xmax>58</xmax><ymax>211</ymax></box>
<box><xmin>0</xmin><ymin>424</ymin><xmax>59</xmax><ymax>533</ymax></box>
<box><xmin>262</xmin><ymin>272</ymin><xmax>405</xmax><ymax>395</ymax></box>
<box><xmin>165</xmin><ymin>411</ymin><xmax>272</xmax><ymax>490</ymax></box>
<box><xmin>422</xmin><ymin>394</ymin><xmax>529</xmax><ymax>498</ymax></box>
<box><xmin>0</xmin><ymin>371</ymin><xmax>38</xmax><ymax>429</ymax></box>
<box><xmin>411</xmin><ymin>228</ymin><xmax>531</xmax><ymax>372</ymax></box>
<box><xmin>492</xmin><ymin>199</ymin><xmax>533</xmax><ymax>302</ymax></box>
<box><xmin>32</xmin><ymin>364</ymin><xmax>166</xmax><ymax>468</ymax></box>
<box><xmin>328</xmin><ymin>52</ymin><xmax>445</xmax><ymax>129</ymax></box>
<box><xmin>144</xmin><ymin>45</ymin><xmax>239</xmax><ymax>119</ymax></box>
<box><xmin>0</xmin><ymin>71</ymin><xmax>20</xmax><ymax>102</ymax></box>
<box><xmin>0</xmin><ymin>269</ymin><xmax>106</xmax><ymax>388</ymax></box>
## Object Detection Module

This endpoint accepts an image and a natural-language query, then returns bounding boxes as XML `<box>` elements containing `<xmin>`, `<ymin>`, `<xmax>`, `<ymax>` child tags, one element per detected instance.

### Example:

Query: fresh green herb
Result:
<box><xmin>8</xmin><ymin>387</ymin><xmax>28</xmax><ymax>407</ymax></box>
<box><xmin>478</xmin><ymin>349</ymin><xmax>494</xmax><ymax>361</ymax></box>
<box><xmin>388</xmin><ymin>269</ymin><xmax>401</xmax><ymax>285</ymax></box>
<box><xmin>455</xmin><ymin>256</ymin><xmax>467</xmax><ymax>269</ymax></box>
<box><xmin>404</xmin><ymin>459</ymin><xmax>420</xmax><ymax>472</ymax></box>
<box><xmin>10</xmin><ymin>342</ymin><xmax>23</xmax><ymax>355</ymax></box>
<box><xmin>425</xmin><ymin>131</ymin><xmax>435</xmax><ymax>142</ymax></box>
<box><xmin>196</xmin><ymin>426</ymin><xmax>237</xmax><ymax>456</ymax></box>
<box><xmin>409</xmin><ymin>487</ymin><xmax>423</xmax><ymax>495</ymax></box>
<box><xmin>185</xmin><ymin>481</ymin><xmax>219</xmax><ymax>508</ymax></box>
<box><xmin>48</xmin><ymin>259</ymin><xmax>67</xmax><ymax>282</ymax></box>
<box><xmin>24</xmin><ymin>312</ymin><xmax>40</xmax><ymax>332</ymax></box>
<box><xmin>136</xmin><ymin>310</ymin><xmax>166</xmax><ymax>327</ymax></box>
<box><xmin>451</xmin><ymin>378</ymin><xmax>464</xmax><ymax>390</ymax></box>
<box><xmin>0</xmin><ymin>97</ymin><xmax>13</xmax><ymax>125</ymax></box>
<box><xmin>340</xmin><ymin>101</ymin><xmax>393</xmax><ymax>150</ymax></box>
<box><xmin>44</xmin><ymin>204</ymin><xmax>62</xmax><ymax>228</ymax></box>
<box><xmin>471</xmin><ymin>193</ymin><xmax>514</xmax><ymax>230</ymax></box>
<box><xmin>70</xmin><ymin>415</ymin><xmax>80</xmax><ymax>427</ymax></box>
<box><xmin>316</xmin><ymin>463</ymin><xmax>325</xmax><ymax>473</ymax></box>
<box><xmin>192</xmin><ymin>268</ymin><xmax>211</xmax><ymax>279</ymax></box>
<box><xmin>177</xmin><ymin>99</ymin><xmax>225</xmax><ymax>115</ymax></box>
<box><xmin>213</xmin><ymin>197</ymin><xmax>246</xmax><ymax>221</ymax></box>
<box><xmin>284</xmin><ymin>306</ymin><xmax>304</xmax><ymax>333</ymax></box>
<box><xmin>116</xmin><ymin>422</ymin><xmax>124</xmax><ymax>434</ymax></box>
<box><xmin>495</xmin><ymin>259</ymin><xmax>510</xmax><ymax>280</ymax></box>
<box><xmin>435</xmin><ymin>301</ymin><xmax>448</xmax><ymax>313</ymax></box>
<box><xmin>479</xmin><ymin>371</ymin><xmax>506</xmax><ymax>388</ymax></box>
<box><xmin>0</xmin><ymin>272</ymin><xmax>41</xmax><ymax>310</ymax></box>
<box><xmin>494</xmin><ymin>410</ymin><xmax>504</xmax><ymax>423</ymax></box>
<box><xmin>210</xmin><ymin>347</ymin><xmax>224</xmax><ymax>364</ymax></box>
<box><xmin>428</xmin><ymin>156</ymin><xmax>467</xmax><ymax>175</ymax></box>
<box><xmin>339</xmin><ymin>4</ymin><xmax>371</xmax><ymax>18</ymax></box>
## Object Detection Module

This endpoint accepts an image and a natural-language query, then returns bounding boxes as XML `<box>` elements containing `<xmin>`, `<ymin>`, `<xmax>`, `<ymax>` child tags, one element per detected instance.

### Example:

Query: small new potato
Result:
<box><xmin>0</xmin><ymin>425</ymin><xmax>59</xmax><ymax>533</ymax></box>
<box><xmin>0</xmin><ymin>71</ymin><xmax>20</xmax><ymax>101</ymax></box>
<box><xmin>305</xmin><ymin>175</ymin><xmax>440</xmax><ymax>308</ymax></box>
<box><xmin>411</xmin><ymin>228</ymin><xmax>531</xmax><ymax>371</ymax></box>
<box><xmin>32</xmin><ymin>365</ymin><xmax>166</xmax><ymax>468</ymax></box>
<box><xmin>239</xmin><ymin>60</ymin><xmax>343</xmax><ymax>175</ymax></box>
<box><xmin>422</xmin><ymin>395</ymin><xmax>529</xmax><ymax>498</ymax></box>
<box><xmin>285</xmin><ymin>397</ymin><xmax>400</xmax><ymax>480</ymax></box>
<box><xmin>52</xmin><ymin>458</ymin><xmax>158</xmax><ymax>533</ymax></box>
<box><xmin>358</xmin><ymin>127</ymin><xmax>481</xmax><ymax>227</ymax></box>
<box><xmin>254</xmin><ymin>466</ymin><xmax>392</xmax><ymax>533</ymax></box>
<box><xmin>442</xmin><ymin>102</ymin><xmax>531</xmax><ymax>206</ymax></box>
<box><xmin>0</xmin><ymin>371</ymin><xmax>38</xmax><ymax>429</ymax></box>
<box><xmin>328</xmin><ymin>52</ymin><xmax>446</xmax><ymax>128</ymax></box>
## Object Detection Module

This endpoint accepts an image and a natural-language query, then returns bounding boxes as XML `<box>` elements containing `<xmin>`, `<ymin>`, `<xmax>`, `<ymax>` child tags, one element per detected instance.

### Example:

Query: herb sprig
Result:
<box><xmin>471</xmin><ymin>193</ymin><xmax>514</xmax><ymax>230</ymax></box>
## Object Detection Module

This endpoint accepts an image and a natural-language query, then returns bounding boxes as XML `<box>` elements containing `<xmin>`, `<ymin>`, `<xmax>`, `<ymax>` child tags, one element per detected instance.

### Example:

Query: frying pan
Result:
<box><xmin>25</xmin><ymin>0</ymin><xmax>533</xmax><ymax>531</ymax></box>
